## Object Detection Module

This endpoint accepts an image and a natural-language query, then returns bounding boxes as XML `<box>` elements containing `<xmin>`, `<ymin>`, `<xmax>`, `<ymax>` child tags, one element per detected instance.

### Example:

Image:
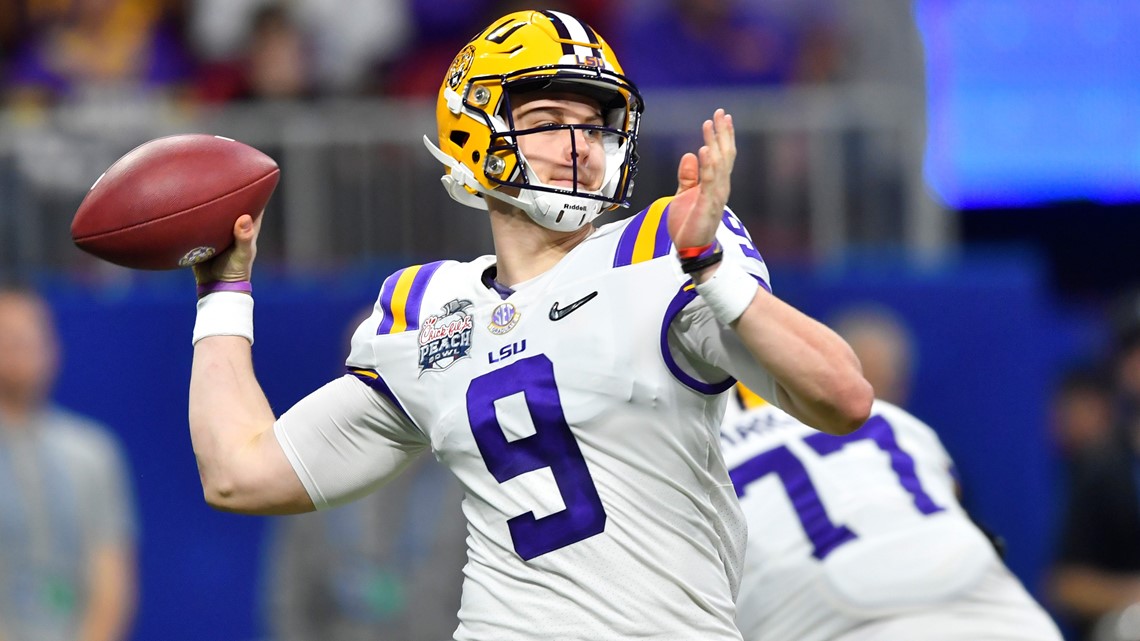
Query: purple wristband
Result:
<box><xmin>196</xmin><ymin>281</ymin><xmax>252</xmax><ymax>298</ymax></box>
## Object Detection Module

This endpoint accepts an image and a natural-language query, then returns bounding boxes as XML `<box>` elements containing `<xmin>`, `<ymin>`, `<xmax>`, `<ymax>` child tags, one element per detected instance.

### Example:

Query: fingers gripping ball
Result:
<box><xmin>71</xmin><ymin>134</ymin><xmax>279</xmax><ymax>270</ymax></box>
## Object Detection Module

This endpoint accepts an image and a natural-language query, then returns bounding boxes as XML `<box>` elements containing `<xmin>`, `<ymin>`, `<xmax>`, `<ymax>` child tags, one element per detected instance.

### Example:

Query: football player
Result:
<box><xmin>723</xmin><ymin>385</ymin><xmax>1063</xmax><ymax>641</ymax></box>
<box><xmin>186</xmin><ymin>10</ymin><xmax>872</xmax><ymax>640</ymax></box>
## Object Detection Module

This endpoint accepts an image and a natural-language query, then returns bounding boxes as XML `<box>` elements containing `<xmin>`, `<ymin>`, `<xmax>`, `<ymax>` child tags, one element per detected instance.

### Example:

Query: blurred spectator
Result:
<box><xmin>830</xmin><ymin>303</ymin><xmax>916</xmax><ymax>407</ymax></box>
<box><xmin>189</xmin><ymin>0</ymin><xmax>411</xmax><ymax>97</ymax></box>
<box><xmin>3</xmin><ymin>0</ymin><xmax>194</xmax><ymax>109</ymax></box>
<box><xmin>0</xmin><ymin>0</ymin><xmax>21</xmax><ymax>60</ymax></box>
<box><xmin>0</xmin><ymin>286</ymin><xmax>139</xmax><ymax>641</ymax></box>
<box><xmin>1048</xmin><ymin>362</ymin><xmax>1115</xmax><ymax>469</ymax></box>
<box><xmin>194</xmin><ymin>4</ymin><xmax>314</xmax><ymax>103</ymax></box>
<box><xmin>1048</xmin><ymin>291</ymin><xmax>1140</xmax><ymax>641</ymax></box>
<box><xmin>258</xmin><ymin>309</ymin><xmax>467</xmax><ymax>641</ymax></box>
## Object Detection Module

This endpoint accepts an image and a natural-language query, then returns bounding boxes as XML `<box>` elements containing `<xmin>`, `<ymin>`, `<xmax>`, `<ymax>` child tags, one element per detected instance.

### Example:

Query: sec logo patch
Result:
<box><xmin>488</xmin><ymin>302</ymin><xmax>520</xmax><ymax>335</ymax></box>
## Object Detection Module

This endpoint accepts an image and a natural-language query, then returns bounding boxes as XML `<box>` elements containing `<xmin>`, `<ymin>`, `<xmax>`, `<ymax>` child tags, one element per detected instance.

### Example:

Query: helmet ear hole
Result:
<box><xmin>472</xmin><ymin>150</ymin><xmax>481</xmax><ymax>163</ymax></box>
<box><xmin>450</xmin><ymin>131</ymin><xmax>470</xmax><ymax>148</ymax></box>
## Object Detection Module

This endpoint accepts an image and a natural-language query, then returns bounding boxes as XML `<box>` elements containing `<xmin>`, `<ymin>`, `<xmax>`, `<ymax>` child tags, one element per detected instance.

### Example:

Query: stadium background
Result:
<box><xmin>1</xmin><ymin>1</ymin><xmax>1135</xmax><ymax>639</ymax></box>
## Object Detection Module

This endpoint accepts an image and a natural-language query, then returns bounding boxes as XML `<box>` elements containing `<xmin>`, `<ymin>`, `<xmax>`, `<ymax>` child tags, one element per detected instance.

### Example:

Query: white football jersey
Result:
<box><xmin>274</xmin><ymin>197</ymin><xmax>777</xmax><ymax>641</ymax></box>
<box><xmin>722</xmin><ymin>399</ymin><xmax>1061</xmax><ymax>641</ymax></box>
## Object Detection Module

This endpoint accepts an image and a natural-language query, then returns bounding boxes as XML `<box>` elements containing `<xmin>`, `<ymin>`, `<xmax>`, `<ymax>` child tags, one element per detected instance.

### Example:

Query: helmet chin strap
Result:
<box><xmin>423</xmin><ymin>136</ymin><xmax>489</xmax><ymax>210</ymax></box>
<box><xmin>511</xmin><ymin>161</ymin><xmax>607</xmax><ymax>232</ymax></box>
<box><xmin>423</xmin><ymin>136</ymin><xmax>626</xmax><ymax>233</ymax></box>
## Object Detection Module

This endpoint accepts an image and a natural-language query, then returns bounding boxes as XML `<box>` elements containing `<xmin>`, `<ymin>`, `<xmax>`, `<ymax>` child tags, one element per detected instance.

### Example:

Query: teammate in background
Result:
<box><xmin>0</xmin><ymin>287</ymin><xmax>138</xmax><ymax>641</ymax></box>
<box><xmin>185</xmin><ymin>10</ymin><xmax>872</xmax><ymax>641</ymax></box>
<box><xmin>722</xmin><ymin>385</ymin><xmax>1062</xmax><ymax>641</ymax></box>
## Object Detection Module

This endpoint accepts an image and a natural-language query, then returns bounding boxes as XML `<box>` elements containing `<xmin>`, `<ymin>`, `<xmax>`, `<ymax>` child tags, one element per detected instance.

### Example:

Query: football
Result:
<box><xmin>71</xmin><ymin>134</ymin><xmax>280</xmax><ymax>270</ymax></box>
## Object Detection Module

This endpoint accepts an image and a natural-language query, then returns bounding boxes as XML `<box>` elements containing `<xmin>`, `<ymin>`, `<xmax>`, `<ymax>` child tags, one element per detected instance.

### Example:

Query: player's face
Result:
<box><xmin>511</xmin><ymin>93</ymin><xmax>606</xmax><ymax>192</ymax></box>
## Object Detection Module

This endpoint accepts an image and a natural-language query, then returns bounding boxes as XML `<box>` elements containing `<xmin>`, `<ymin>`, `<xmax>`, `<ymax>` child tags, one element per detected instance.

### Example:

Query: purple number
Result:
<box><xmin>804</xmin><ymin>415</ymin><xmax>944</xmax><ymax>516</ymax></box>
<box><xmin>730</xmin><ymin>446</ymin><xmax>857</xmax><ymax>559</ymax></box>
<box><xmin>721</xmin><ymin>210</ymin><xmax>764</xmax><ymax>263</ymax></box>
<box><xmin>730</xmin><ymin>415</ymin><xmax>942</xmax><ymax>560</ymax></box>
<box><xmin>466</xmin><ymin>354</ymin><xmax>606</xmax><ymax>560</ymax></box>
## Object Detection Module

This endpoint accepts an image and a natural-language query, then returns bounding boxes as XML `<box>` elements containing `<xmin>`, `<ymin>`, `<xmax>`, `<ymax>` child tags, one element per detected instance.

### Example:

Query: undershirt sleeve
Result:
<box><xmin>274</xmin><ymin>374</ymin><xmax>430</xmax><ymax>510</ymax></box>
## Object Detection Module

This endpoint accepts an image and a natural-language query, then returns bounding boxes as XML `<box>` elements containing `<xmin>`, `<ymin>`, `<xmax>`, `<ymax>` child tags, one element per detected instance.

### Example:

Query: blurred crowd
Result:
<box><xmin>0</xmin><ymin>0</ymin><xmax>920</xmax><ymax>108</ymax></box>
<box><xmin>0</xmin><ymin>0</ymin><xmax>932</xmax><ymax>278</ymax></box>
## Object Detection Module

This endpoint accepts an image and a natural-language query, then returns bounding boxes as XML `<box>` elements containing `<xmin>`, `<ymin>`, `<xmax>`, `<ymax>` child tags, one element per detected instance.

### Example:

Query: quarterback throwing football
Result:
<box><xmin>186</xmin><ymin>10</ymin><xmax>872</xmax><ymax>640</ymax></box>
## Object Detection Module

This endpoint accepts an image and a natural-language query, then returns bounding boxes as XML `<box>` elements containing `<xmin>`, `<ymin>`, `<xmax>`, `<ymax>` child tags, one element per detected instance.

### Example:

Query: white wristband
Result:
<box><xmin>695</xmin><ymin>260</ymin><xmax>760</xmax><ymax>325</ymax></box>
<box><xmin>192</xmin><ymin>292</ymin><xmax>254</xmax><ymax>345</ymax></box>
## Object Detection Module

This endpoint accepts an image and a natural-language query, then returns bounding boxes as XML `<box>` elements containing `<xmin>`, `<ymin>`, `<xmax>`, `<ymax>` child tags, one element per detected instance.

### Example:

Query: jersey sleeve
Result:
<box><xmin>273</xmin><ymin>374</ymin><xmax>429</xmax><ymax>510</ymax></box>
<box><xmin>662</xmin><ymin>206</ymin><xmax>780</xmax><ymax>402</ymax></box>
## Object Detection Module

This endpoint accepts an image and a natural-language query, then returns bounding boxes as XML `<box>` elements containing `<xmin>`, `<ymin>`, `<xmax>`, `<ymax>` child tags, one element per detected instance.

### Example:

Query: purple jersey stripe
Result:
<box><xmin>613</xmin><ymin>209</ymin><xmax>647</xmax><ymax>267</ymax></box>
<box><xmin>404</xmin><ymin>261</ymin><xmax>446</xmax><ymax>330</ymax></box>
<box><xmin>375</xmin><ymin>268</ymin><xmax>407</xmax><ymax>335</ymax></box>
<box><xmin>659</xmin><ymin>284</ymin><xmax>736</xmax><ymax>395</ymax></box>
<box><xmin>654</xmin><ymin>202</ymin><xmax>674</xmax><ymax>258</ymax></box>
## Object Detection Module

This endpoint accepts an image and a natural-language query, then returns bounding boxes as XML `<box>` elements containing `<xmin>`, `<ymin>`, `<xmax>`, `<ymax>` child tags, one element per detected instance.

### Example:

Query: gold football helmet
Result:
<box><xmin>423</xmin><ymin>10</ymin><xmax>643</xmax><ymax>232</ymax></box>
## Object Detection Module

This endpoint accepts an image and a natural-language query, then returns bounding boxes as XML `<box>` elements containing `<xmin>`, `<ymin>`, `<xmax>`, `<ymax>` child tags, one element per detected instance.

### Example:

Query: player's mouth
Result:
<box><xmin>547</xmin><ymin>175</ymin><xmax>598</xmax><ymax>191</ymax></box>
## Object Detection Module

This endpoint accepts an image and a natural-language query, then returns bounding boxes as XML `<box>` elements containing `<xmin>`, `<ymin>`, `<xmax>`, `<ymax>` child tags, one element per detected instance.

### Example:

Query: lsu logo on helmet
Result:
<box><xmin>447</xmin><ymin>44</ymin><xmax>476</xmax><ymax>90</ymax></box>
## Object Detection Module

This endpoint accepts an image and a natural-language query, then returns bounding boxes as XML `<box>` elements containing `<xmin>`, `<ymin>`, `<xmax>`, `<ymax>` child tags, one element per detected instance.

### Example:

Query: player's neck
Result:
<box><xmin>488</xmin><ymin>207</ymin><xmax>593</xmax><ymax>286</ymax></box>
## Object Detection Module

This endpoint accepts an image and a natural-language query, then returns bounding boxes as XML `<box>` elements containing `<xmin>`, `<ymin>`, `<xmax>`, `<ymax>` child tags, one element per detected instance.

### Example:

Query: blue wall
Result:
<box><xmin>38</xmin><ymin>250</ymin><xmax>1096</xmax><ymax>641</ymax></box>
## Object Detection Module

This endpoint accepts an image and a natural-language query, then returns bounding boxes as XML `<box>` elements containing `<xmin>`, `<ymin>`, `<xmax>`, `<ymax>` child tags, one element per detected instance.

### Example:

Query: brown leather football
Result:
<box><xmin>71</xmin><ymin>134</ymin><xmax>279</xmax><ymax>270</ymax></box>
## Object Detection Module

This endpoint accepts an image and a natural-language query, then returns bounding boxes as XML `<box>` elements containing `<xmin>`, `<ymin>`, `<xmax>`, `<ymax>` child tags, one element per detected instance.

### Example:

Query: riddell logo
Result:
<box><xmin>562</xmin><ymin>203</ymin><xmax>587</xmax><ymax>211</ymax></box>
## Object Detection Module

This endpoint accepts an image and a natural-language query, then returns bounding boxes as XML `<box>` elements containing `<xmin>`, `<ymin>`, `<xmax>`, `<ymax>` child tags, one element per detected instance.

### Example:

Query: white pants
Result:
<box><xmin>834</xmin><ymin>563</ymin><xmax>1063</xmax><ymax>641</ymax></box>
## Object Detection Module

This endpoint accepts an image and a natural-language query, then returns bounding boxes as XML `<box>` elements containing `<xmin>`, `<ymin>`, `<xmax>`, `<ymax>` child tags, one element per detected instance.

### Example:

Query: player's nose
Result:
<box><xmin>565</xmin><ymin>126</ymin><xmax>593</xmax><ymax>161</ymax></box>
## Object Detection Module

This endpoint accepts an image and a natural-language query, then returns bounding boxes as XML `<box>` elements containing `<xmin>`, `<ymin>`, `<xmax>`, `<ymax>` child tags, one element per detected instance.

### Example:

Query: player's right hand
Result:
<box><xmin>666</xmin><ymin>109</ymin><xmax>736</xmax><ymax>254</ymax></box>
<box><xmin>193</xmin><ymin>212</ymin><xmax>262</xmax><ymax>285</ymax></box>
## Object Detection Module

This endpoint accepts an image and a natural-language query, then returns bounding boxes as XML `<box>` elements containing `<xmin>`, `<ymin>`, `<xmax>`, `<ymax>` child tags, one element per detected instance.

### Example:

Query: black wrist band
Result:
<box><xmin>679</xmin><ymin>247</ymin><xmax>724</xmax><ymax>274</ymax></box>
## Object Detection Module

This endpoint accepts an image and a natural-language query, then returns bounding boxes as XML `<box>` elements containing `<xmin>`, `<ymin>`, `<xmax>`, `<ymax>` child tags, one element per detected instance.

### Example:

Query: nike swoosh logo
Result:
<box><xmin>549</xmin><ymin>291</ymin><xmax>599</xmax><ymax>321</ymax></box>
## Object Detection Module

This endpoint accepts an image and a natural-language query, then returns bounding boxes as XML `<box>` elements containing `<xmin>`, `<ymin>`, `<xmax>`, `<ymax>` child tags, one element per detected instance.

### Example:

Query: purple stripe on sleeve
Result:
<box><xmin>375</xmin><ymin>268</ymin><xmax>407</xmax><ymax>335</ymax></box>
<box><xmin>613</xmin><ymin>209</ymin><xmax>647</xmax><ymax>267</ymax></box>
<box><xmin>654</xmin><ymin>203</ymin><xmax>673</xmax><ymax>258</ymax></box>
<box><xmin>659</xmin><ymin>284</ymin><xmax>736</xmax><ymax>395</ymax></box>
<box><xmin>752</xmin><ymin>272</ymin><xmax>772</xmax><ymax>293</ymax></box>
<box><xmin>348</xmin><ymin>368</ymin><xmax>414</xmax><ymax>424</ymax></box>
<box><xmin>404</xmin><ymin>261</ymin><xmax>446</xmax><ymax>330</ymax></box>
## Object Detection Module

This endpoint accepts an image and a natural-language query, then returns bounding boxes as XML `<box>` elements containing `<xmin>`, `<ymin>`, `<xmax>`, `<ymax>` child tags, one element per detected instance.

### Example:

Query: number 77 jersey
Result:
<box><xmin>721</xmin><ymin>399</ymin><xmax>1062</xmax><ymax>641</ymax></box>
<box><xmin>284</xmin><ymin>198</ymin><xmax>776</xmax><ymax>641</ymax></box>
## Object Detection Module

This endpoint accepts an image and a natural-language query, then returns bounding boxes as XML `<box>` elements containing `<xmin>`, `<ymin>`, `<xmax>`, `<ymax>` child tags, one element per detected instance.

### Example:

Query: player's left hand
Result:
<box><xmin>667</xmin><ymin>108</ymin><xmax>735</xmax><ymax>251</ymax></box>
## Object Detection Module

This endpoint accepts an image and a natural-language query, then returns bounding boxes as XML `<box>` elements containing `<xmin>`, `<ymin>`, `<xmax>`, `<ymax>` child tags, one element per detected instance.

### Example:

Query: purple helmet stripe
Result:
<box><xmin>403</xmin><ymin>260</ymin><xmax>446</xmax><ymax>330</ymax></box>
<box><xmin>563</xmin><ymin>11</ymin><xmax>603</xmax><ymax>57</ymax></box>
<box><xmin>547</xmin><ymin>10</ymin><xmax>601</xmax><ymax>60</ymax></box>
<box><xmin>659</xmin><ymin>284</ymin><xmax>736</xmax><ymax>395</ymax></box>
<box><xmin>541</xmin><ymin>10</ymin><xmax>577</xmax><ymax>56</ymax></box>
